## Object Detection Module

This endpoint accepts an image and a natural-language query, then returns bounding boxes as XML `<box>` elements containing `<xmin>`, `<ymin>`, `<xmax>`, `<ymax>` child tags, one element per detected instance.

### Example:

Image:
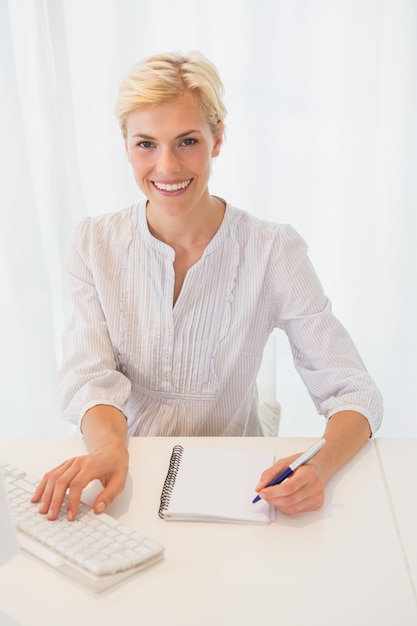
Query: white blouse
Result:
<box><xmin>59</xmin><ymin>201</ymin><xmax>383</xmax><ymax>436</ymax></box>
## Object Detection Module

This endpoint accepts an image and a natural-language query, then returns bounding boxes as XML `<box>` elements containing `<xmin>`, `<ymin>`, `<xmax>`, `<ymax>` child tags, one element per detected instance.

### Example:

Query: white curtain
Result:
<box><xmin>1</xmin><ymin>0</ymin><xmax>416</xmax><ymax>436</ymax></box>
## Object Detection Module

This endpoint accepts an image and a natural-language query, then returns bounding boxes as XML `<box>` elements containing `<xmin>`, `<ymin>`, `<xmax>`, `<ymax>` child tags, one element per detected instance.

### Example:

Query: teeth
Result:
<box><xmin>153</xmin><ymin>179</ymin><xmax>191</xmax><ymax>192</ymax></box>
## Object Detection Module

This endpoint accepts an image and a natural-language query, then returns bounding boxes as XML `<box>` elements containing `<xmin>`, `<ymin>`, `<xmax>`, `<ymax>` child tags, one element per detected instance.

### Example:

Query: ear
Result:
<box><xmin>212</xmin><ymin>134</ymin><xmax>223</xmax><ymax>158</ymax></box>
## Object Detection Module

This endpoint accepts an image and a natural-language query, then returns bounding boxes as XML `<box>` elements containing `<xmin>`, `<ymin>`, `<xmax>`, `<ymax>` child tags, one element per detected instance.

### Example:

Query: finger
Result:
<box><xmin>45</xmin><ymin>470</ymin><xmax>77</xmax><ymax>520</ymax></box>
<box><xmin>273</xmin><ymin>488</ymin><xmax>324</xmax><ymax>515</ymax></box>
<box><xmin>255</xmin><ymin>455</ymin><xmax>299</xmax><ymax>492</ymax></box>
<box><xmin>259</xmin><ymin>474</ymin><xmax>302</xmax><ymax>508</ymax></box>
<box><xmin>31</xmin><ymin>475</ymin><xmax>49</xmax><ymax>504</ymax></box>
<box><xmin>62</xmin><ymin>458</ymin><xmax>101</xmax><ymax>520</ymax></box>
<box><xmin>93</xmin><ymin>473</ymin><xmax>127</xmax><ymax>515</ymax></box>
<box><xmin>31</xmin><ymin>459</ymin><xmax>73</xmax><ymax>505</ymax></box>
<box><xmin>65</xmin><ymin>474</ymin><xmax>89</xmax><ymax>521</ymax></box>
<box><xmin>42</xmin><ymin>459</ymin><xmax>86</xmax><ymax>520</ymax></box>
<box><xmin>37</xmin><ymin>472</ymin><xmax>71</xmax><ymax>517</ymax></box>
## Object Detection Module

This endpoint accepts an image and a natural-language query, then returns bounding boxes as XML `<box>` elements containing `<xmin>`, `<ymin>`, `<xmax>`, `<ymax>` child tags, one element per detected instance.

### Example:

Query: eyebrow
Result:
<box><xmin>131</xmin><ymin>130</ymin><xmax>202</xmax><ymax>140</ymax></box>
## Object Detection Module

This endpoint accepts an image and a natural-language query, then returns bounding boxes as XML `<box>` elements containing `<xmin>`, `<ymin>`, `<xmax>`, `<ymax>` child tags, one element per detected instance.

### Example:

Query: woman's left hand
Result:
<box><xmin>255</xmin><ymin>454</ymin><xmax>326</xmax><ymax>515</ymax></box>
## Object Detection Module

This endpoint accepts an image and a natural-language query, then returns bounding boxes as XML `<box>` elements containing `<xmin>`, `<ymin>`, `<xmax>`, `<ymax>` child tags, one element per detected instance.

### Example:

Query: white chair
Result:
<box><xmin>257</xmin><ymin>334</ymin><xmax>281</xmax><ymax>436</ymax></box>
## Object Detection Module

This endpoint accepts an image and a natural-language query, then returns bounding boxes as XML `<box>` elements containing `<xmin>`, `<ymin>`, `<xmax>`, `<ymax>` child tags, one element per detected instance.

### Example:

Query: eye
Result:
<box><xmin>136</xmin><ymin>141</ymin><xmax>154</xmax><ymax>149</ymax></box>
<box><xmin>180</xmin><ymin>138</ymin><xmax>197</xmax><ymax>146</ymax></box>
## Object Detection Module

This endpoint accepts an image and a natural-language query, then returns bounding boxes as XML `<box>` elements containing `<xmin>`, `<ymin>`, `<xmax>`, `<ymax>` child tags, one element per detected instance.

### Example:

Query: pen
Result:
<box><xmin>252</xmin><ymin>438</ymin><xmax>326</xmax><ymax>504</ymax></box>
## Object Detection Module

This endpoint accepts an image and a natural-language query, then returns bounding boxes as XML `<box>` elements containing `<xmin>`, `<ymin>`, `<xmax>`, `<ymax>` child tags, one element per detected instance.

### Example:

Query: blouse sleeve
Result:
<box><xmin>58</xmin><ymin>218</ymin><xmax>131</xmax><ymax>431</ymax></box>
<box><xmin>267</xmin><ymin>224</ymin><xmax>383</xmax><ymax>435</ymax></box>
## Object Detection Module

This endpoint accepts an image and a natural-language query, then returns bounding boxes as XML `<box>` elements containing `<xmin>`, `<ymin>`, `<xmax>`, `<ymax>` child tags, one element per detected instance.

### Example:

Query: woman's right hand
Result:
<box><xmin>32</xmin><ymin>405</ymin><xmax>129</xmax><ymax>521</ymax></box>
<box><xmin>31</xmin><ymin>441</ymin><xmax>129</xmax><ymax>521</ymax></box>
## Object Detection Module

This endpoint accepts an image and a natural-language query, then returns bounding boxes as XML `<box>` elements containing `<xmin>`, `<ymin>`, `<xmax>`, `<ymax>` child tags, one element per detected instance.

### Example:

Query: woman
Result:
<box><xmin>33</xmin><ymin>51</ymin><xmax>382</xmax><ymax>521</ymax></box>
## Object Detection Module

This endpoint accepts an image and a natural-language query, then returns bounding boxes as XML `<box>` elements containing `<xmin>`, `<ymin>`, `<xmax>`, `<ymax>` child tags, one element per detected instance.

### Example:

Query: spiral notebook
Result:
<box><xmin>158</xmin><ymin>445</ymin><xmax>275</xmax><ymax>524</ymax></box>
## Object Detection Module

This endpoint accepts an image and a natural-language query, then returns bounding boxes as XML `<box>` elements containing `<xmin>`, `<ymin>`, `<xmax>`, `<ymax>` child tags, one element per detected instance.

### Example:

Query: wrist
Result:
<box><xmin>318</xmin><ymin>410</ymin><xmax>372</xmax><ymax>482</ymax></box>
<box><xmin>82</xmin><ymin>405</ymin><xmax>128</xmax><ymax>450</ymax></box>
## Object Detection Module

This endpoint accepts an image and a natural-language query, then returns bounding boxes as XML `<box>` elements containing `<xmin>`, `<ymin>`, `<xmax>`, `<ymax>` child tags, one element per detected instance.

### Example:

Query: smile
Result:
<box><xmin>152</xmin><ymin>179</ymin><xmax>192</xmax><ymax>192</ymax></box>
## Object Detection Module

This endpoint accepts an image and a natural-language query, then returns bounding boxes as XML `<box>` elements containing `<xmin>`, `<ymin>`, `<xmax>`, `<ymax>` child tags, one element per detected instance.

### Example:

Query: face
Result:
<box><xmin>125</xmin><ymin>95</ymin><xmax>222</xmax><ymax>217</ymax></box>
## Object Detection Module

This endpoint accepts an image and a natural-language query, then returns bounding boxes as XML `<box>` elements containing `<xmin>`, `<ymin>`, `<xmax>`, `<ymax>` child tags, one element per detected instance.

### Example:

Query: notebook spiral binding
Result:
<box><xmin>158</xmin><ymin>445</ymin><xmax>184</xmax><ymax>519</ymax></box>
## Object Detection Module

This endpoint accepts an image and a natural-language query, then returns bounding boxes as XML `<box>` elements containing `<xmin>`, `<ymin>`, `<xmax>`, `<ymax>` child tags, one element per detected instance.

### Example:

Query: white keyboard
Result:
<box><xmin>1</xmin><ymin>462</ymin><xmax>164</xmax><ymax>592</ymax></box>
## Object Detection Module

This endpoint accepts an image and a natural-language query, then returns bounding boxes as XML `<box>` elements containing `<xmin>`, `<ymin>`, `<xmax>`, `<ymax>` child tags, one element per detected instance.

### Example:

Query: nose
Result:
<box><xmin>156</xmin><ymin>146</ymin><xmax>180</xmax><ymax>175</ymax></box>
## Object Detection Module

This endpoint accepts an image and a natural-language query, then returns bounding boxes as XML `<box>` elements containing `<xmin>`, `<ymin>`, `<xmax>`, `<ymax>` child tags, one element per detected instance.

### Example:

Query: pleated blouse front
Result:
<box><xmin>59</xmin><ymin>201</ymin><xmax>383</xmax><ymax>436</ymax></box>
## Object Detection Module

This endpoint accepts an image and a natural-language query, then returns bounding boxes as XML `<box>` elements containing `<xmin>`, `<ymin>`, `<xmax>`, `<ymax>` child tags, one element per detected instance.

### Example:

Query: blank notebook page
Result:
<box><xmin>159</xmin><ymin>446</ymin><xmax>275</xmax><ymax>524</ymax></box>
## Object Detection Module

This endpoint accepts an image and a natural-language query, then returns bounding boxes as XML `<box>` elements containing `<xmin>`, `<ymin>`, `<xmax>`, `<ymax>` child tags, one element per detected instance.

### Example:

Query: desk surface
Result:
<box><xmin>375</xmin><ymin>438</ymin><xmax>417</xmax><ymax>600</ymax></box>
<box><xmin>0</xmin><ymin>437</ymin><xmax>416</xmax><ymax>626</ymax></box>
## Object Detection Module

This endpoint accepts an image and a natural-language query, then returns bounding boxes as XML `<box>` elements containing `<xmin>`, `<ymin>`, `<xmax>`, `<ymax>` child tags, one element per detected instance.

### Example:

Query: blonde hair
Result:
<box><xmin>115</xmin><ymin>51</ymin><xmax>227</xmax><ymax>140</ymax></box>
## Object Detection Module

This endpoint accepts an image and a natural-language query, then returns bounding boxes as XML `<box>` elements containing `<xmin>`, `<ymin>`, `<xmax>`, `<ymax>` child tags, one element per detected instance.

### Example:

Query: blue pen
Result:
<box><xmin>252</xmin><ymin>438</ymin><xmax>326</xmax><ymax>504</ymax></box>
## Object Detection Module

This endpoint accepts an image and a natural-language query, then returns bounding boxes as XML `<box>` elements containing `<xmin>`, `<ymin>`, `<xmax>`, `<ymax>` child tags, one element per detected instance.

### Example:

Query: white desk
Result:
<box><xmin>375</xmin><ymin>438</ymin><xmax>417</xmax><ymax>602</ymax></box>
<box><xmin>0</xmin><ymin>437</ymin><xmax>416</xmax><ymax>626</ymax></box>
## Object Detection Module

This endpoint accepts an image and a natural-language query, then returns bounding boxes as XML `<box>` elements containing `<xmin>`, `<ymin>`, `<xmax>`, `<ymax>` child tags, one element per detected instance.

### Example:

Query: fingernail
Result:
<box><xmin>67</xmin><ymin>510</ymin><xmax>74</xmax><ymax>522</ymax></box>
<box><xmin>256</xmin><ymin>481</ymin><xmax>263</xmax><ymax>490</ymax></box>
<box><xmin>96</xmin><ymin>501</ymin><xmax>106</xmax><ymax>514</ymax></box>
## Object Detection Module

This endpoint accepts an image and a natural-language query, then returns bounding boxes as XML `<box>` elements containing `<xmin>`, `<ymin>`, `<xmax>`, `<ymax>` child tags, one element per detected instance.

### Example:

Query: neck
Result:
<box><xmin>146</xmin><ymin>196</ymin><xmax>225</xmax><ymax>250</ymax></box>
